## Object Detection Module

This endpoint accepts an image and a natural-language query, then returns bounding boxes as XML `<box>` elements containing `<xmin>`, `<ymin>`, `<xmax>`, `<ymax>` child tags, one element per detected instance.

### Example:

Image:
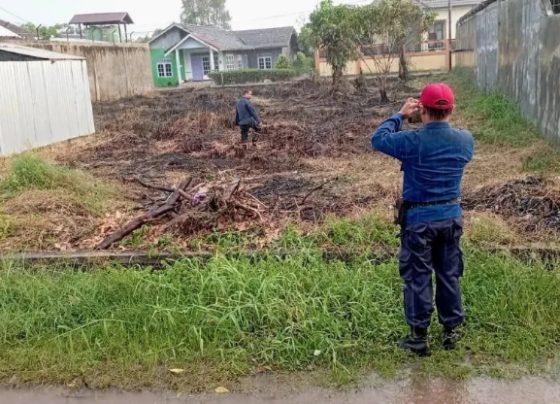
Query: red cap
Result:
<box><xmin>420</xmin><ymin>83</ymin><xmax>455</xmax><ymax>110</ymax></box>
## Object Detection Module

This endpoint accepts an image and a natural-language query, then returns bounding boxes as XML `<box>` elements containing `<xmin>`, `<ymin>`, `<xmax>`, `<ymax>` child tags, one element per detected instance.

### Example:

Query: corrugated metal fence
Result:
<box><xmin>0</xmin><ymin>60</ymin><xmax>95</xmax><ymax>156</ymax></box>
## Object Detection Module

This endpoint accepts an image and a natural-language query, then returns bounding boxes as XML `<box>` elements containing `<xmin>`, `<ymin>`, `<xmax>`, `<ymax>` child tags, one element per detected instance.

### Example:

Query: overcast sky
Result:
<box><xmin>0</xmin><ymin>0</ymin><xmax>371</xmax><ymax>35</ymax></box>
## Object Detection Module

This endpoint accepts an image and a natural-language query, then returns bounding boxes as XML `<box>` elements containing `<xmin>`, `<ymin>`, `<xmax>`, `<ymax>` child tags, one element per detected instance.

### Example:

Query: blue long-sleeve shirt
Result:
<box><xmin>235</xmin><ymin>97</ymin><xmax>260</xmax><ymax>126</ymax></box>
<box><xmin>372</xmin><ymin>113</ymin><xmax>474</xmax><ymax>226</ymax></box>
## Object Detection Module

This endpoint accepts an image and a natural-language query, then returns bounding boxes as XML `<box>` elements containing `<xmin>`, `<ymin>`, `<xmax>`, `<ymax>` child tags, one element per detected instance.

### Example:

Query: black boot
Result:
<box><xmin>443</xmin><ymin>326</ymin><xmax>462</xmax><ymax>351</ymax></box>
<box><xmin>398</xmin><ymin>327</ymin><xmax>430</xmax><ymax>357</ymax></box>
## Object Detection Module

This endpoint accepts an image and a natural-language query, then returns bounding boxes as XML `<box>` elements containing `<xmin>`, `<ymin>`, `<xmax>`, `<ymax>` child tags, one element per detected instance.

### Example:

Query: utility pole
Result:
<box><xmin>448</xmin><ymin>0</ymin><xmax>453</xmax><ymax>70</ymax></box>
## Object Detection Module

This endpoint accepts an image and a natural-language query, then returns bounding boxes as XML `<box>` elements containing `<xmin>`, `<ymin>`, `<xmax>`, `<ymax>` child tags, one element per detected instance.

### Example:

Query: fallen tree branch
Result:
<box><xmin>301</xmin><ymin>180</ymin><xmax>332</xmax><ymax>205</ymax></box>
<box><xmin>96</xmin><ymin>178</ymin><xmax>192</xmax><ymax>250</ymax></box>
<box><xmin>4</xmin><ymin>244</ymin><xmax>560</xmax><ymax>270</ymax></box>
<box><xmin>133</xmin><ymin>177</ymin><xmax>175</xmax><ymax>193</ymax></box>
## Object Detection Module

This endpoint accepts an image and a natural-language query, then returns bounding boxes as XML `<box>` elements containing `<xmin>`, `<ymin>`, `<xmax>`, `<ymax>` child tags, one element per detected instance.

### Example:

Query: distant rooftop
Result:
<box><xmin>69</xmin><ymin>12</ymin><xmax>134</xmax><ymax>25</ymax></box>
<box><xmin>0</xmin><ymin>19</ymin><xmax>24</xmax><ymax>35</ymax></box>
<box><xmin>151</xmin><ymin>23</ymin><xmax>297</xmax><ymax>52</ymax></box>
<box><xmin>234</xmin><ymin>27</ymin><xmax>296</xmax><ymax>49</ymax></box>
<box><xmin>0</xmin><ymin>25</ymin><xmax>20</xmax><ymax>38</ymax></box>
<box><xmin>0</xmin><ymin>43</ymin><xmax>84</xmax><ymax>61</ymax></box>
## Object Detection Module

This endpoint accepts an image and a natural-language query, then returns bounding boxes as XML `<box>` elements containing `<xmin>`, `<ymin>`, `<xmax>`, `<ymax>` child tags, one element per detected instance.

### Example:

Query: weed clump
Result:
<box><xmin>0</xmin><ymin>154</ymin><xmax>113</xmax><ymax>215</ymax></box>
<box><xmin>0</xmin><ymin>155</ymin><xmax>118</xmax><ymax>250</ymax></box>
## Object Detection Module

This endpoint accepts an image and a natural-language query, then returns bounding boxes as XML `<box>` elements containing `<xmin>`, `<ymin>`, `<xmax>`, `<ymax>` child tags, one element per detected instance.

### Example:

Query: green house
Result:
<box><xmin>149</xmin><ymin>24</ymin><xmax>298</xmax><ymax>87</ymax></box>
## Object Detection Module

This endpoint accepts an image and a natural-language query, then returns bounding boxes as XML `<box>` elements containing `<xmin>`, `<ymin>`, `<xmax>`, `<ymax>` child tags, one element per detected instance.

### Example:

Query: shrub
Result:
<box><xmin>294</xmin><ymin>51</ymin><xmax>315</xmax><ymax>72</ymax></box>
<box><xmin>275</xmin><ymin>55</ymin><xmax>291</xmax><ymax>69</ymax></box>
<box><xmin>1</xmin><ymin>154</ymin><xmax>62</xmax><ymax>192</ymax></box>
<box><xmin>208</xmin><ymin>69</ymin><xmax>299</xmax><ymax>85</ymax></box>
<box><xmin>0</xmin><ymin>154</ymin><xmax>114</xmax><ymax>215</ymax></box>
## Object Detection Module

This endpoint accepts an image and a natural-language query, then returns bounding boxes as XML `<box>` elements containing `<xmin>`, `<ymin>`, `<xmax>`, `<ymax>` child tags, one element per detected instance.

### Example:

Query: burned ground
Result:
<box><xmin>2</xmin><ymin>79</ymin><xmax>559</xmax><ymax>251</ymax></box>
<box><xmin>56</xmin><ymin>81</ymin><xmax>399</xmax><ymax>249</ymax></box>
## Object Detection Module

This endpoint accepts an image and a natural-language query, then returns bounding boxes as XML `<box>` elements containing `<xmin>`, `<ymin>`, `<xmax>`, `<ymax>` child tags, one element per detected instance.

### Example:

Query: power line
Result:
<box><xmin>0</xmin><ymin>5</ymin><xmax>31</xmax><ymax>24</ymax></box>
<box><xmin>232</xmin><ymin>0</ymin><xmax>371</xmax><ymax>24</ymax></box>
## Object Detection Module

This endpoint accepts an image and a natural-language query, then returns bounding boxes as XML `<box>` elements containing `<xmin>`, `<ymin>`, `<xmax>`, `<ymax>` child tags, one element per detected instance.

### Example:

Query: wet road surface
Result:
<box><xmin>1</xmin><ymin>376</ymin><xmax>559</xmax><ymax>404</ymax></box>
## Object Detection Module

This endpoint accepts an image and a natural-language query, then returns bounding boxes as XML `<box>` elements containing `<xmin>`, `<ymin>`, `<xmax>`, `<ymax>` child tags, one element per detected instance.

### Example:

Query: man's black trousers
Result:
<box><xmin>399</xmin><ymin>218</ymin><xmax>465</xmax><ymax>329</ymax></box>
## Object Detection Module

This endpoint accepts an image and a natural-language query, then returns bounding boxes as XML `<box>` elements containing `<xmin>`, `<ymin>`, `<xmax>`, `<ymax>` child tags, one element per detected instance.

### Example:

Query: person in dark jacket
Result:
<box><xmin>235</xmin><ymin>89</ymin><xmax>262</xmax><ymax>144</ymax></box>
<box><xmin>371</xmin><ymin>83</ymin><xmax>474</xmax><ymax>356</ymax></box>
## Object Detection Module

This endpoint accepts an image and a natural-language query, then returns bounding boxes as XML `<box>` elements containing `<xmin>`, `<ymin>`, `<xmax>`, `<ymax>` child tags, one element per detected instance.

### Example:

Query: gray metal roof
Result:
<box><xmin>152</xmin><ymin>23</ymin><xmax>296</xmax><ymax>51</ymax></box>
<box><xmin>0</xmin><ymin>19</ymin><xmax>24</xmax><ymax>35</ymax></box>
<box><xmin>233</xmin><ymin>27</ymin><xmax>296</xmax><ymax>49</ymax></box>
<box><xmin>181</xmin><ymin>24</ymin><xmax>249</xmax><ymax>51</ymax></box>
<box><xmin>69</xmin><ymin>12</ymin><xmax>134</xmax><ymax>25</ymax></box>
<box><xmin>0</xmin><ymin>26</ymin><xmax>19</xmax><ymax>38</ymax></box>
<box><xmin>0</xmin><ymin>43</ymin><xmax>84</xmax><ymax>61</ymax></box>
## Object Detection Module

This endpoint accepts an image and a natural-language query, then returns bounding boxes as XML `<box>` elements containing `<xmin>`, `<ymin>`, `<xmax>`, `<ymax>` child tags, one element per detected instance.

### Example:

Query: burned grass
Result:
<box><xmin>49</xmin><ymin>80</ymin><xmax>396</xmax><ymax>250</ymax></box>
<box><xmin>463</xmin><ymin>177</ymin><xmax>560</xmax><ymax>237</ymax></box>
<box><xmin>1</xmin><ymin>74</ymin><xmax>559</xmax><ymax>252</ymax></box>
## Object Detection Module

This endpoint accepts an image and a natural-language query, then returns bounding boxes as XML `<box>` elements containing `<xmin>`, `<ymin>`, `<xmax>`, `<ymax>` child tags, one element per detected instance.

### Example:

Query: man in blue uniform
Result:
<box><xmin>371</xmin><ymin>83</ymin><xmax>474</xmax><ymax>356</ymax></box>
<box><xmin>235</xmin><ymin>89</ymin><xmax>262</xmax><ymax>145</ymax></box>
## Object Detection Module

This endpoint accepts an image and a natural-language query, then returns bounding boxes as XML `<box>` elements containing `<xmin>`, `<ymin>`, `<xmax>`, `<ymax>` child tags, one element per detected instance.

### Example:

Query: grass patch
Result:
<box><xmin>0</xmin><ymin>154</ymin><xmax>113</xmax><ymax>215</ymax></box>
<box><xmin>0</xmin><ymin>154</ymin><xmax>120</xmax><ymax>251</ymax></box>
<box><xmin>0</xmin><ymin>248</ymin><xmax>558</xmax><ymax>389</ymax></box>
<box><xmin>464</xmin><ymin>213</ymin><xmax>519</xmax><ymax>247</ymax></box>
<box><xmin>442</xmin><ymin>69</ymin><xmax>541</xmax><ymax>147</ymax></box>
<box><xmin>0</xmin><ymin>215</ymin><xmax>9</xmax><ymax>241</ymax></box>
<box><xmin>315</xmin><ymin>211</ymin><xmax>399</xmax><ymax>252</ymax></box>
<box><xmin>522</xmin><ymin>146</ymin><xmax>560</xmax><ymax>174</ymax></box>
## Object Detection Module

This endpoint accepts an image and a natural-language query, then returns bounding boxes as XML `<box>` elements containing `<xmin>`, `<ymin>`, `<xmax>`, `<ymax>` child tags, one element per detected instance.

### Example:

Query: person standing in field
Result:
<box><xmin>235</xmin><ymin>89</ymin><xmax>262</xmax><ymax>145</ymax></box>
<box><xmin>371</xmin><ymin>83</ymin><xmax>474</xmax><ymax>356</ymax></box>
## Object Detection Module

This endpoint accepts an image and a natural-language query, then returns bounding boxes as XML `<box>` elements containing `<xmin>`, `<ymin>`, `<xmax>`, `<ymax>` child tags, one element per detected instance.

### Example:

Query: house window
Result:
<box><xmin>225</xmin><ymin>54</ymin><xmax>235</xmax><ymax>70</ymax></box>
<box><xmin>551</xmin><ymin>0</ymin><xmax>560</xmax><ymax>14</ymax></box>
<box><xmin>258</xmin><ymin>56</ymin><xmax>272</xmax><ymax>70</ymax></box>
<box><xmin>157</xmin><ymin>62</ymin><xmax>173</xmax><ymax>78</ymax></box>
<box><xmin>428</xmin><ymin>20</ymin><xmax>446</xmax><ymax>51</ymax></box>
<box><xmin>237</xmin><ymin>55</ymin><xmax>244</xmax><ymax>69</ymax></box>
<box><xmin>202</xmin><ymin>55</ymin><xmax>211</xmax><ymax>76</ymax></box>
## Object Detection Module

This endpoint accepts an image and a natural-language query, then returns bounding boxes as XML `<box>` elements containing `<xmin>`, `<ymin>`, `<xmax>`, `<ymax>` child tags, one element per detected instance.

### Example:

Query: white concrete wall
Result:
<box><xmin>432</xmin><ymin>5</ymin><xmax>475</xmax><ymax>39</ymax></box>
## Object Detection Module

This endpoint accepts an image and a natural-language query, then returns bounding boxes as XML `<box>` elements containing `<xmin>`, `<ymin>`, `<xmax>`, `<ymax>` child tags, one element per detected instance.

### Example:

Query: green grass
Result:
<box><xmin>441</xmin><ymin>69</ymin><xmax>541</xmax><ymax>147</ymax></box>
<box><xmin>522</xmin><ymin>147</ymin><xmax>560</xmax><ymax>173</ymax></box>
<box><xmin>0</xmin><ymin>241</ymin><xmax>558</xmax><ymax>389</ymax></box>
<box><xmin>0</xmin><ymin>211</ymin><xmax>557</xmax><ymax>388</ymax></box>
<box><xmin>0</xmin><ymin>154</ymin><xmax>113</xmax><ymax>215</ymax></box>
<box><xmin>432</xmin><ymin>69</ymin><xmax>560</xmax><ymax>173</ymax></box>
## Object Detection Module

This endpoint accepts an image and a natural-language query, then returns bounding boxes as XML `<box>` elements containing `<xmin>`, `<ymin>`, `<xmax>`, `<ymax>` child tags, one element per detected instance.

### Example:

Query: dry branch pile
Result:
<box><xmin>463</xmin><ymin>177</ymin><xmax>560</xmax><ymax>233</ymax></box>
<box><xmin>94</xmin><ymin>176</ymin><xmax>339</xmax><ymax>250</ymax></box>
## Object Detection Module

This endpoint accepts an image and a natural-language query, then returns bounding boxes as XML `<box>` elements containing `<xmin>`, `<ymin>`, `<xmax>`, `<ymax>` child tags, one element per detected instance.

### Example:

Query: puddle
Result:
<box><xmin>1</xmin><ymin>376</ymin><xmax>559</xmax><ymax>404</ymax></box>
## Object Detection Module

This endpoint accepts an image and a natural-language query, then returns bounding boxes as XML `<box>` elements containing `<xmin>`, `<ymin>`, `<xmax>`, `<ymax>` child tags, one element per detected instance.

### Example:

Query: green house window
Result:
<box><xmin>157</xmin><ymin>62</ymin><xmax>173</xmax><ymax>78</ymax></box>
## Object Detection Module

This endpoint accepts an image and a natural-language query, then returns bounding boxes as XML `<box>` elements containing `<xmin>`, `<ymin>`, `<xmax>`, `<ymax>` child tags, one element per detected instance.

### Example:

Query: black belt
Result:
<box><xmin>402</xmin><ymin>199</ymin><xmax>459</xmax><ymax>210</ymax></box>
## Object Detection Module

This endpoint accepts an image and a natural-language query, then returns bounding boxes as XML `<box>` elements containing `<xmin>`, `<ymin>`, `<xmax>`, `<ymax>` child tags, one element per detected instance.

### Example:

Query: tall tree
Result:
<box><xmin>354</xmin><ymin>0</ymin><xmax>434</xmax><ymax>101</ymax></box>
<box><xmin>308</xmin><ymin>0</ymin><xmax>359</xmax><ymax>89</ymax></box>
<box><xmin>181</xmin><ymin>0</ymin><xmax>232</xmax><ymax>29</ymax></box>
